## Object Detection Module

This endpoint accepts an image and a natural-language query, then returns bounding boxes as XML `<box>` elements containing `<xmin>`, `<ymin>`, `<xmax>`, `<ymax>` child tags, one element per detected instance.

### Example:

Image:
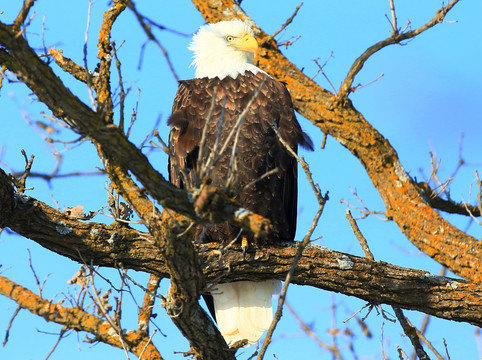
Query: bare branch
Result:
<box><xmin>393</xmin><ymin>307</ymin><xmax>431</xmax><ymax>360</ymax></box>
<box><xmin>345</xmin><ymin>209</ymin><xmax>374</xmax><ymax>260</ymax></box>
<box><xmin>13</xmin><ymin>0</ymin><xmax>36</xmax><ymax>31</ymax></box>
<box><xmin>338</xmin><ymin>0</ymin><xmax>460</xmax><ymax>100</ymax></box>
<box><xmin>387</xmin><ymin>0</ymin><xmax>399</xmax><ymax>35</ymax></box>
<box><xmin>270</xmin><ymin>3</ymin><xmax>303</xmax><ymax>39</ymax></box>
<box><xmin>9</xmin><ymin>150</ymin><xmax>34</xmax><ymax>194</ymax></box>
<box><xmin>1</xmin><ymin>183</ymin><xmax>481</xmax><ymax>326</ymax></box>
<box><xmin>126</xmin><ymin>0</ymin><xmax>180</xmax><ymax>82</ymax></box>
<box><xmin>257</xmin><ymin>121</ymin><xmax>329</xmax><ymax>358</ymax></box>
<box><xmin>2</xmin><ymin>306</ymin><xmax>21</xmax><ymax>346</ymax></box>
<box><xmin>49</xmin><ymin>49</ymin><xmax>91</xmax><ymax>84</ymax></box>
<box><xmin>418</xmin><ymin>181</ymin><xmax>481</xmax><ymax>218</ymax></box>
<box><xmin>285</xmin><ymin>301</ymin><xmax>343</xmax><ymax>358</ymax></box>
<box><xmin>43</xmin><ymin>326</ymin><xmax>68</xmax><ymax>360</ymax></box>
<box><xmin>312</xmin><ymin>54</ymin><xmax>337</xmax><ymax>95</ymax></box>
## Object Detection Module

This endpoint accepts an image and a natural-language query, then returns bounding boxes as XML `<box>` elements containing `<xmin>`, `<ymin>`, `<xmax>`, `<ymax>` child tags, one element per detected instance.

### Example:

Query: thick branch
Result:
<box><xmin>1</xmin><ymin>184</ymin><xmax>480</xmax><ymax>327</ymax></box>
<box><xmin>189</xmin><ymin>0</ymin><xmax>482</xmax><ymax>284</ymax></box>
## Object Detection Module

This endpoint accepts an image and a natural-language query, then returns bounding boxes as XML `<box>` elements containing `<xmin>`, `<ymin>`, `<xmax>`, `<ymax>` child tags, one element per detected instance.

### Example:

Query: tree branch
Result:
<box><xmin>0</xmin><ymin>275</ymin><xmax>164</xmax><ymax>359</ymax></box>
<box><xmin>1</xmin><ymin>179</ymin><xmax>480</xmax><ymax>327</ymax></box>
<box><xmin>418</xmin><ymin>181</ymin><xmax>481</xmax><ymax>217</ymax></box>
<box><xmin>189</xmin><ymin>0</ymin><xmax>482</xmax><ymax>284</ymax></box>
<box><xmin>338</xmin><ymin>0</ymin><xmax>460</xmax><ymax>99</ymax></box>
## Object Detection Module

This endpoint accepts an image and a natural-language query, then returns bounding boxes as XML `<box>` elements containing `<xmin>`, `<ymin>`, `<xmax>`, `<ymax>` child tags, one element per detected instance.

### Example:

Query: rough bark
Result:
<box><xmin>1</xmin><ymin>172</ymin><xmax>480</xmax><ymax>327</ymax></box>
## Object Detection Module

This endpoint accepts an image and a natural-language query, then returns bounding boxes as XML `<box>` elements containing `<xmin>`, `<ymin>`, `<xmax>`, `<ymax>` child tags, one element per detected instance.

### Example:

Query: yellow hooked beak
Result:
<box><xmin>233</xmin><ymin>34</ymin><xmax>258</xmax><ymax>54</ymax></box>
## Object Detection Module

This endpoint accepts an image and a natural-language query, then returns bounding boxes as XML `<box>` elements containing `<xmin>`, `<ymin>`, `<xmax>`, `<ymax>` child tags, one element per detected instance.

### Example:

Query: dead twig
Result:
<box><xmin>387</xmin><ymin>0</ymin><xmax>399</xmax><ymax>35</ymax></box>
<box><xmin>341</xmin><ymin>187</ymin><xmax>388</xmax><ymax>221</ymax></box>
<box><xmin>2</xmin><ymin>306</ymin><xmax>21</xmax><ymax>346</ymax></box>
<box><xmin>270</xmin><ymin>3</ymin><xmax>303</xmax><ymax>40</ymax></box>
<box><xmin>312</xmin><ymin>54</ymin><xmax>337</xmax><ymax>95</ymax></box>
<box><xmin>10</xmin><ymin>150</ymin><xmax>34</xmax><ymax>194</ymax></box>
<box><xmin>43</xmin><ymin>326</ymin><xmax>69</xmax><ymax>360</ymax></box>
<box><xmin>285</xmin><ymin>301</ymin><xmax>344</xmax><ymax>359</ymax></box>
<box><xmin>345</xmin><ymin>209</ymin><xmax>374</xmax><ymax>260</ymax></box>
<box><xmin>127</xmin><ymin>0</ymin><xmax>181</xmax><ymax>81</ymax></box>
<box><xmin>86</xmin><ymin>264</ymin><xmax>131</xmax><ymax>358</ymax></box>
<box><xmin>393</xmin><ymin>307</ymin><xmax>431</xmax><ymax>360</ymax></box>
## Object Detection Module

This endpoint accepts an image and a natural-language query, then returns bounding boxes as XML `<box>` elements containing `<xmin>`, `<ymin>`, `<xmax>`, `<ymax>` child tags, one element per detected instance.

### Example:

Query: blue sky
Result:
<box><xmin>1</xmin><ymin>1</ymin><xmax>481</xmax><ymax>359</ymax></box>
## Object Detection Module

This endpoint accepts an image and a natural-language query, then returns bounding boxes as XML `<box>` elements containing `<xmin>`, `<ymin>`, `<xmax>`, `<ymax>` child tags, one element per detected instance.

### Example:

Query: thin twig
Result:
<box><xmin>87</xmin><ymin>265</ymin><xmax>131</xmax><ymax>359</ymax></box>
<box><xmin>209</xmin><ymin>80</ymin><xmax>267</xmax><ymax>176</ymax></box>
<box><xmin>405</xmin><ymin>317</ymin><xmax>444</xmax><ymax>360</ymax></box>
<box><xmin>442</xmin><ymin>338</ymin><xmax>452</xmax><ymax>360</ymax></box>
<box><xmin>312</xmin><ymin>54</ymin><xmax>337</xmax><ymax>94</ymax></box>
<box><xmin>345</xmin><ymin>209</ymin><xmax>374</xmax><ymax>260</ymax></box>
<box><xmin>257</xmin><ymin>122</ymin><xmax>328</xmax><ymax>359</ymax></box>
<box><xmin>2</xmin><ymin>306</ymin><xmax>21</xmax><ymax>346</ymax></box>
<box><xmin>388</xmin><ymin>0</ymin><xmax>399</xmax><ymax>35</ymax></box>
<box><xmin>113</xmin><ymin>41</ymin><xmax>127</xmax><ymax>132</ymax></box>
<box><xmin>11</xmin><ymin>150</ymin><xmax>34</xmax><ymax>194</ymax></box>
<box><xmin>270</xmin><ymin>3</ymin><xmax>303</xmax><ymax>39</ymax></box>
<box><xmin>393</xmin><ymin>307</ymin><xmax>431</xmax><ymax>360</ymax></box>
<box><xmin>347</xmin><ymin>210</ymin><xmax>435</xmax><ymax>359</ymax></box>
<box><xmin>83</xmin><ymin>0</ymin><xmax>96</xmax><ymax>110</ymax></box>
<box><xmin>27</xmin><ymin>248</ymin><xmax>48</xmax><ymax>296</ymax></box>
<box><xmin>126</xmin><ymin>0</ymin><xmax>180</xmax><ymax>81</ymax></box>
<box><xmin>341</xmin><ymin>187</ymin><xmax>388</xmax><ymax>221</ymax></box>
<box><xmin>44</xmin><ymin>326</ymin><xmax>68</xmax><ymax>360</ymax></box>
<box><xmin>285</xmin><ymin>301</ymin><xmax>344</xmax><ymax>358</ymax></box>
<box><xmin>381</xmin><ymin>322</ymin><xmax>388</xmax><ymax>360</ymax></box>
<box><xmin>241</xmin><ymin>168</ymin><xmax>279</xmax><ymax>192</ymax></box>
<box><xmin>138</xmin><ymin>329</ymin><xmax>157</xmax><ymax>360</ymax></box>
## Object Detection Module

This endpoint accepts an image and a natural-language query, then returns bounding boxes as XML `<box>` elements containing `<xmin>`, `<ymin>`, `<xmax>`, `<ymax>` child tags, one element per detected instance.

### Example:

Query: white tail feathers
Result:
<box><xmin>212</xmin><ymin>280</ymin><xmax>281</xmax><ymax>345</ymax></box>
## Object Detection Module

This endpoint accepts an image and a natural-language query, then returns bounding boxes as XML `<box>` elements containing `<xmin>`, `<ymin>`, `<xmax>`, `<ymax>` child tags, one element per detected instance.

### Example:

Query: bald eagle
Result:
<box><xmin>168</xmin><ymin>19</ymin><xmax>312</xmax><ymax>345</ymax></box>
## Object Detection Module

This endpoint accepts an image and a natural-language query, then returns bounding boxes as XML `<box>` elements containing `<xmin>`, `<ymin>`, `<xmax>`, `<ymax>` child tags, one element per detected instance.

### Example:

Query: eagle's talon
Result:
<box><xmin>241</xmin><ymin>236</ymin><xmax>248</xmax><ymax>260</ymax></box>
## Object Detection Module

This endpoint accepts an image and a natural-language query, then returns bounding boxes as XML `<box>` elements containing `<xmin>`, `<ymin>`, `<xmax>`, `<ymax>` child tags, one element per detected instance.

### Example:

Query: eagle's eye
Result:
<box><xmin>225</xmin><ymin>35</ymin><xmax>235</xmax><ymax>42</ymax></box>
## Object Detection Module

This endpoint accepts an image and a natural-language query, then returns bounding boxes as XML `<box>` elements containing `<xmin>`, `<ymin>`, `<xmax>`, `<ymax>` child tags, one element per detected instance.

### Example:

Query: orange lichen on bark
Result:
<box><xmin>48</xmin><ymin>49</ymin><xmax>91</xmax><ymax>83</ymax></box>
<box><xmin>95</xmin><ymin>1</ymin><xmax>127</xmax><ymax>123</ymax></box>
<box><xmin>0</xmin><ymin>275</ymin><xmax>164</xmax><ymax>359</ymax></box>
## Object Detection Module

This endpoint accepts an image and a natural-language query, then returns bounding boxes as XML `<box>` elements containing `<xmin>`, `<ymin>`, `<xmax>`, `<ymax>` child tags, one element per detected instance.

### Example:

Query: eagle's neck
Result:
<box><xmin>192</xmin><ymin>50</ymin><xmax>262</xmax><ymax>80</ymax></box>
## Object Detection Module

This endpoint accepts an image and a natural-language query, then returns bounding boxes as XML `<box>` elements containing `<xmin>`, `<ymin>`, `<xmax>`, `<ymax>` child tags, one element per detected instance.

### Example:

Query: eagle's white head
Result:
<box><xmin>189</xmin><ymin>19</ymin><xmax>262</xmax><ymax>79</ymax></box>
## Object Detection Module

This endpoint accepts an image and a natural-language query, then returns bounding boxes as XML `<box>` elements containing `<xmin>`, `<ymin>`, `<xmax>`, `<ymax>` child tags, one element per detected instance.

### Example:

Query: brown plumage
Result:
<box><xmin>168</xmin><ymin>70</ymin><xmax>312</xmax><ymax>245</ymax></box>
<box><xmin>168</xmin><ymin>64</ymin><xmax>312</xmax><ymax>344</ymax></box>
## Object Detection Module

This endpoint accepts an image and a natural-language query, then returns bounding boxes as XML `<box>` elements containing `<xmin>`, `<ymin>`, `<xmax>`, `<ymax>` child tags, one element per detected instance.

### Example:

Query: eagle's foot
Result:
<box><xmin>241</xmin><ymin>236</ymin><xmax>248</xmax><ymax>260</ymax></box>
